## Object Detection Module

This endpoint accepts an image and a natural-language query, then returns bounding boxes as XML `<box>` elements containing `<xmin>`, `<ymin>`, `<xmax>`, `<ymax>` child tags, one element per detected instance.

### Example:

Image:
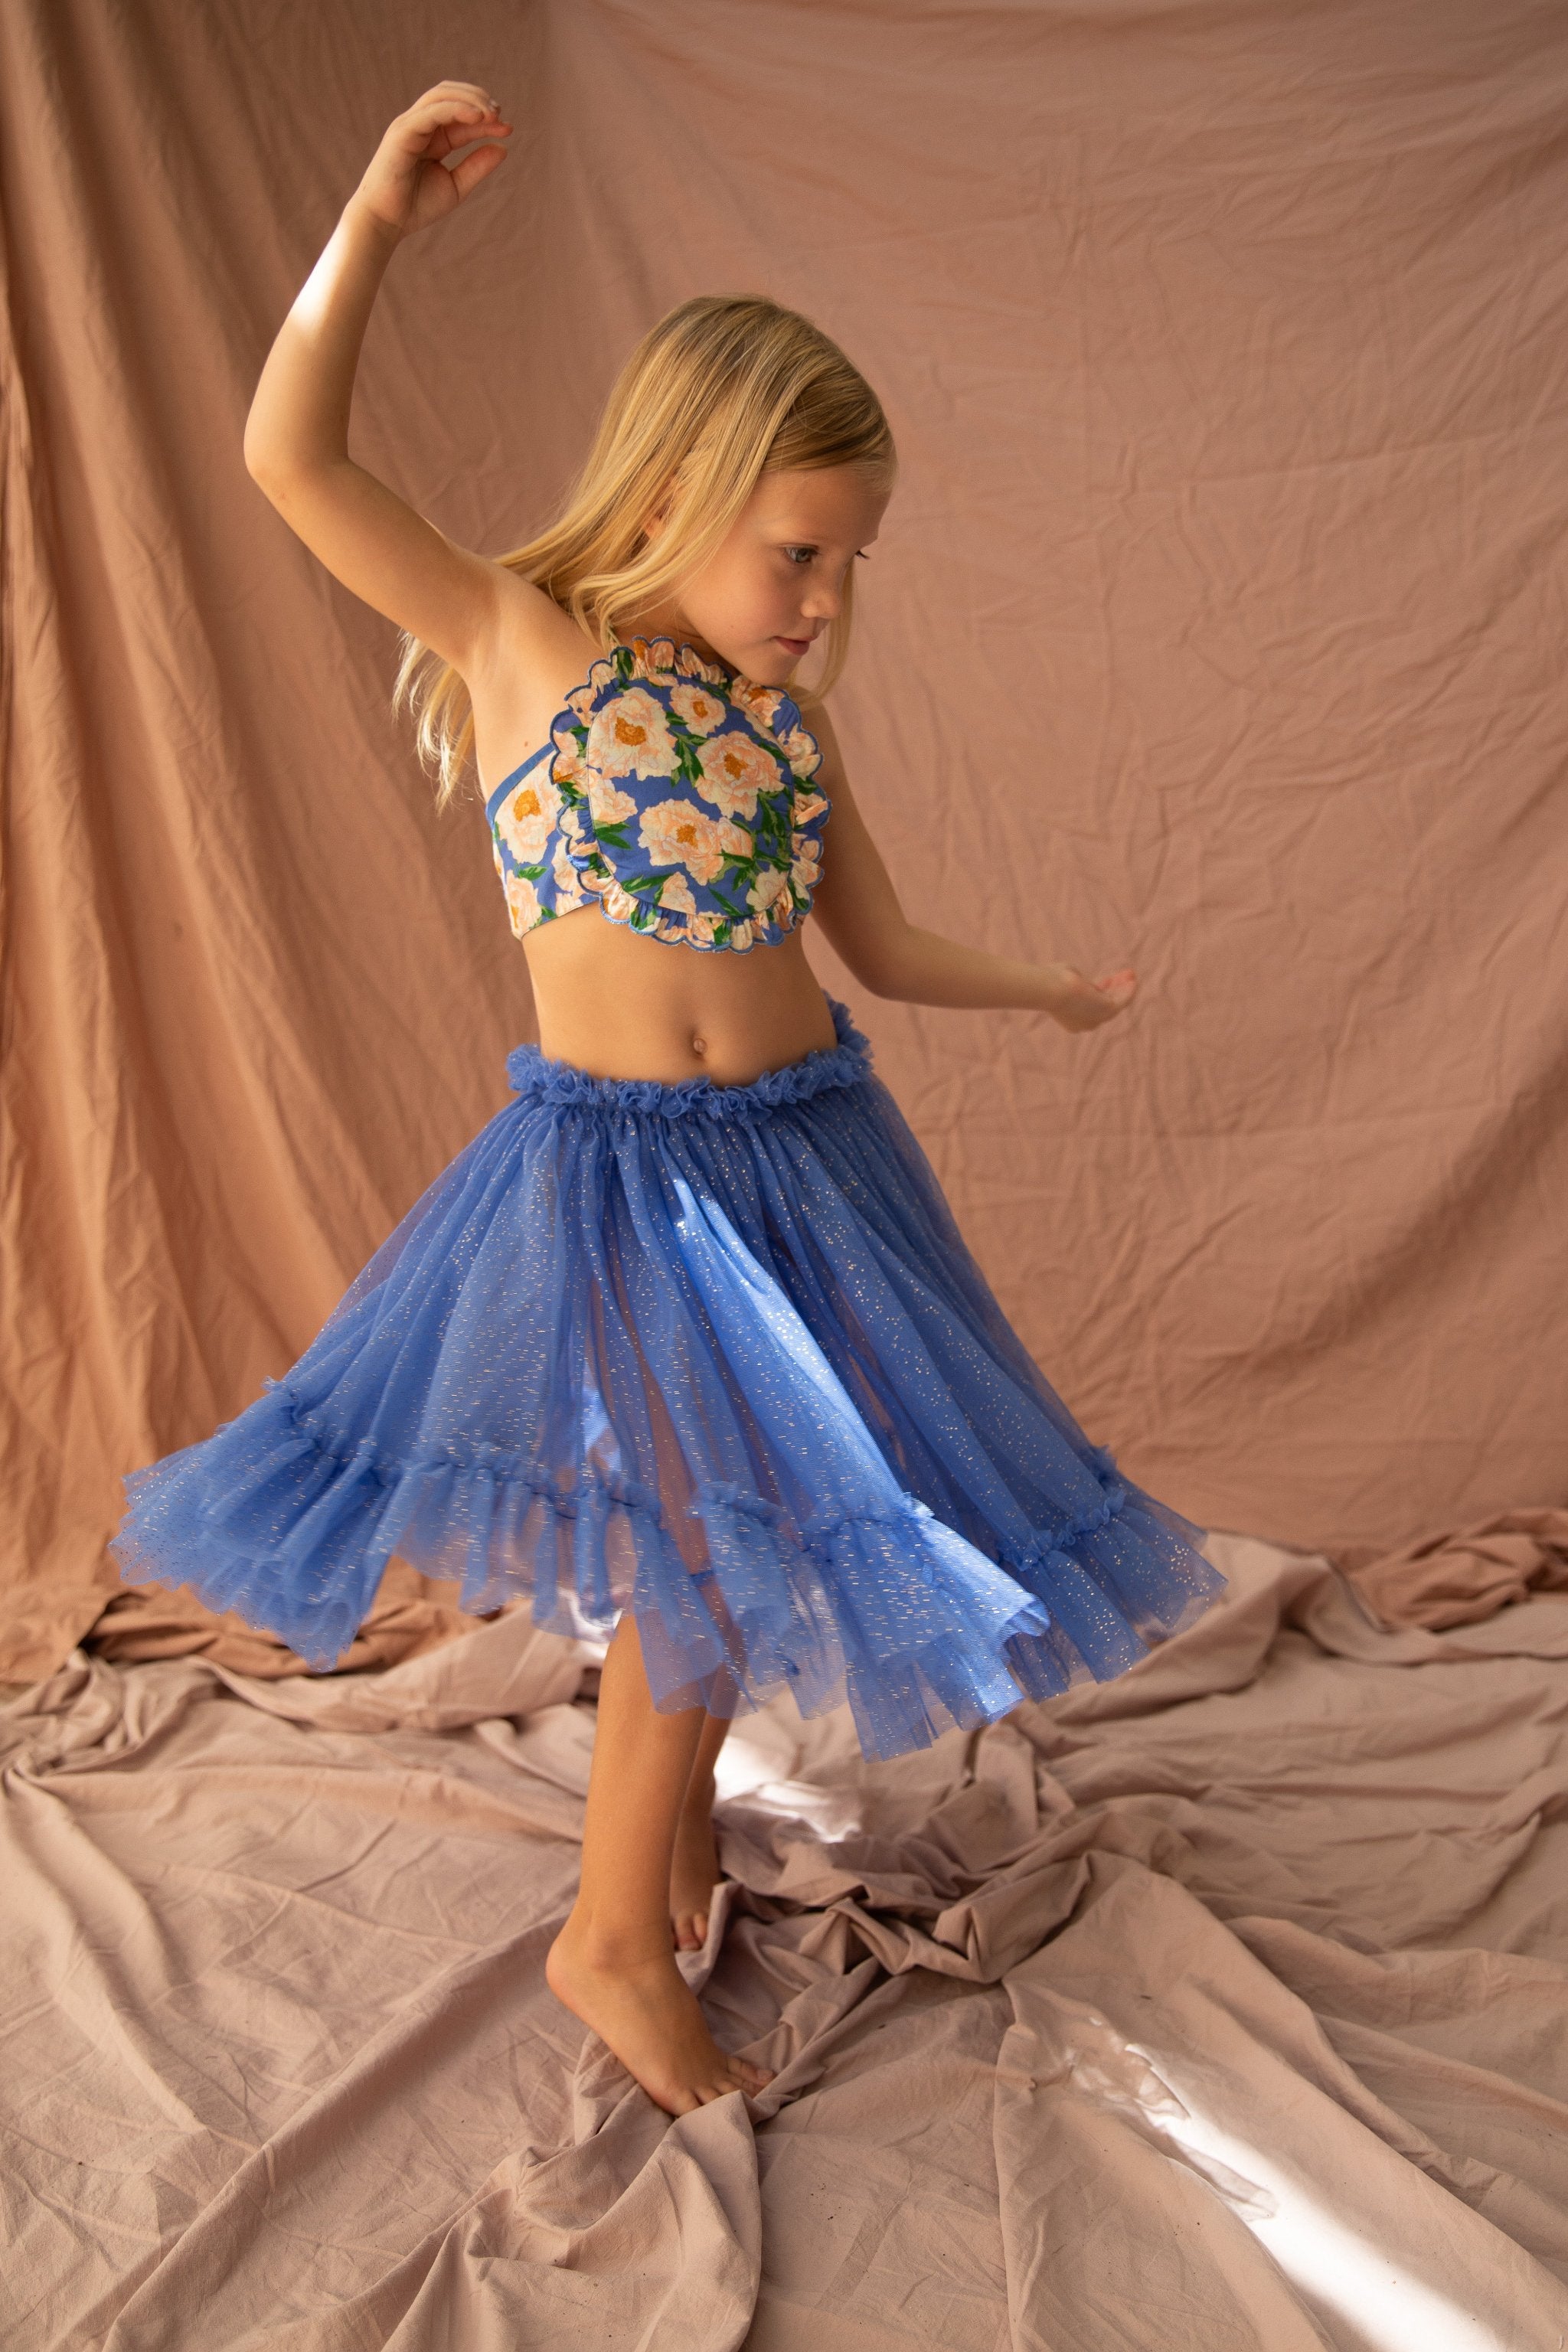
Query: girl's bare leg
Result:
<box><xmin>671</xmin><ymin>1709</ymin><xmax>731</xmax><ymax>1952</ymax></box>
<box><xmin>545</xmin><ymin>1612</ymin><xmax>773</xmax><ymax>2115</ymax></box>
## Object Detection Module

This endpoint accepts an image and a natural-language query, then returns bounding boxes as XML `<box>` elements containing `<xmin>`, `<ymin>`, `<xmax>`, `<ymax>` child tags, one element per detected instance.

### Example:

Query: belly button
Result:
<box><xmin>691</xmin><ymin>1034</ymin><xmax>707</xmax><ymax>1057</ymax></box>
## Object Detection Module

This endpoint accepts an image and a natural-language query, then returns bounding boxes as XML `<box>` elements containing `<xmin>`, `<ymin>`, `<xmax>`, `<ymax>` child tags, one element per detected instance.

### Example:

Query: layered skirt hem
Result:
<box><xmin>113</xmin><ymin>997</ymin><xmax>1226</xmax><ymax>1762</ymax></box>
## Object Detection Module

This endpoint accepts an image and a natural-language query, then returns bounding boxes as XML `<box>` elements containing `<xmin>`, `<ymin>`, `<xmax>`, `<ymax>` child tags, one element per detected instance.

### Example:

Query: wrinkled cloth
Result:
<box><xmin>83</xmin><ymin>1559</ymin><xmax>488</xmax><ymax>1678</ymax></box>
<box><xmin>6</xmin><ymin>1528</ymin><xmax>1567</xmax><ymax>2350</ymax></box>
<box><xmin>1339</xmin><ymin>1504</ymin><xmax>1568</xmax><ymax>1629</ymax></box>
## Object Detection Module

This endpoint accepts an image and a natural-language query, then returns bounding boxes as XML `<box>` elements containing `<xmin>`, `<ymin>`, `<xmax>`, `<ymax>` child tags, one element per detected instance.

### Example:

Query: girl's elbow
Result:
<box><xmin>243</xmin><ymin>429</ymin><xmax>325</xmax><ymax>503</ymax></box>
<box><xmin>841</xmin><ymin>932</ymin><xmax>912</xmax><ymax>1000</ymax></box>
<box><xmin>243</xmin><ymin>430</ymin><xmax>290</xmax><ymax>496</ymax></box>
<box><xmin>812</xmin><ymin>894</ymin><xmax>914</xmax><ymax>998</ymax></box>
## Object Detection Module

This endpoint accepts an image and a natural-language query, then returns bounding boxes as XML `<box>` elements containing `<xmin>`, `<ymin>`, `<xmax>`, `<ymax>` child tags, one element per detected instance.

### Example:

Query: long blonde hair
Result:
<box><xmin>394</xmin><ymin>293</ymin><xmax>896</xmax><ymax>808</ymax></box>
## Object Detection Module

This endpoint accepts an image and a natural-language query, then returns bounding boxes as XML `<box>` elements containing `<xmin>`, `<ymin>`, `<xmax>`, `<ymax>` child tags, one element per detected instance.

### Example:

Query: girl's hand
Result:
<box><xmin>351</xmin><ymin>81</ymin><xmax>511</xmax><ymax>241</ymax></box>
<box><xmin>1047</xmin><ymin>962</ymin><xmax>1138</xmax><ymax>1033</ymax></box>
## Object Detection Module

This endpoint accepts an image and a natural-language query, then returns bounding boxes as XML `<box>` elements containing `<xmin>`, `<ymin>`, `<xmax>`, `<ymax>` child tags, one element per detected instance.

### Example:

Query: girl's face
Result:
<box><xmin>639</xmin><ymin>464</ymin><xmax>890</xmax><ymax>685</ymax></box>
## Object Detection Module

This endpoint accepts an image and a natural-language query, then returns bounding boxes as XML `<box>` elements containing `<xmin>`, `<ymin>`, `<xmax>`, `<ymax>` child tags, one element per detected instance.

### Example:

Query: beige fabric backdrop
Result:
<box><xmin>5</xmin><ymin>0</ymin><xmax>1567</xmax><ymax>1677</ymax></box>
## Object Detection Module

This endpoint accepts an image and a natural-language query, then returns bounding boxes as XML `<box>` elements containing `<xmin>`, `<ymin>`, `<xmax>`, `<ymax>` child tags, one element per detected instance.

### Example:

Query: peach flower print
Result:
<box><xmin>686</xmin><ymin>909</ymin><xmax>723</xmax><ymax>947</ymax></box>
<box><xmin>639</xmin><ymin>799</ymin><xmax>750</xmax><ymax>885</ymax></box>
<box><xmin>550</xmin><ymin>732</ymin><xmax>584</xmax><ymax>788</ymax></box>
<box><xmin>601</xmin><ymin>878</ymin><xmax>646</xmax><ymax>927</ymax></box>
<box><xmin>780</xmin><ymin>725</ymin><xmax>821</xmax><ymax>776</ymax></box>
<box><xmin>696</xmin><ymin>730</ymin><xmax>779</xmax><ymax>820</ymax></box>
<box><xmin>496</xmin><ymin>769</ymin><xmax>562</xmax><ymax>867</ymax></box>
<box><xmin>586</xmin><ymin>686</ymin><xmax>679</xmax><ymax>780</ymax></box>
<box><xmin>670</xmin><ymin>683</ymin><xmax>727</xmax><ymax>737</ymax></box>
<box><xmin>790</xmin><ymin>789</ymin><xmax>829</xmax><ymax>829</ymax></box>
<box><xmin>791</xmin><ymin>834</ymin><xmax>824</xmax><ymax>894</ymax></box>
<box><xmin>503</xmin><ymin>871</ymin><xmax>543</xmax><ymax>936</ymax></box>
<box><xmin>675</xmin><ymin>643</ymin><xmax>727</xmax><ymax>683</ymax></box>
<box><xmin>551</xmin><ymin>839</ymin><xmax>588</xmax><ymax>905</ymax></box>
<box><xmin>658</xmin><ymin>871</ymin><xmax>699</xmax><ymax>918</ymax></box>
<box><xmin>730</xmin><ymin>679</ymin><xmax>785</xmax><ymax>735</ymax></box>
<box><xmin>586</xmin><ymin>771</ymin><xmax>638</xmax><ymax>827</ymax></box>
<box><xmin>746</xmin><ymin>864</ymin><xmax>795</xmax><ymax>924</ymax></box>
<box><xmin>626</xmin><ymin>636</ymin><xmax>679</xmax><ymax>684</ymax></box>
<box><xmin>727</xmin><ymin>919</ymin><xmax>756</xmax><ymax>952</ymax></box>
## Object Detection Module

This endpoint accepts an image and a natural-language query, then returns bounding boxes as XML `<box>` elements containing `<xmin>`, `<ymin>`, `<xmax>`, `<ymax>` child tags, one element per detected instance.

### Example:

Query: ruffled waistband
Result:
<box><xmin>505</xmin><ymin>993</ymin><xmax>874</xmax><ymax>1119</ymax></box>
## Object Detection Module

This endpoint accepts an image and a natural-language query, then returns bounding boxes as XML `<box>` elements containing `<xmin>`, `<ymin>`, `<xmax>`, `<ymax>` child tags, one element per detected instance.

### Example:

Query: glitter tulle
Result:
<box><xmin>112</xmin><ymin>997</ymin><xmax>1225</xmax><ymax>1759</ymax></box>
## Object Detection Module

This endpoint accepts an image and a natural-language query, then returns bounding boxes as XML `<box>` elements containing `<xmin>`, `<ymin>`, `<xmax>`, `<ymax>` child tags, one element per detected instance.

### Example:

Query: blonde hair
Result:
<box><xmin>394</xmin><ymin>293</ymin><xmax>896</xmax><ymax>807</ymax></box>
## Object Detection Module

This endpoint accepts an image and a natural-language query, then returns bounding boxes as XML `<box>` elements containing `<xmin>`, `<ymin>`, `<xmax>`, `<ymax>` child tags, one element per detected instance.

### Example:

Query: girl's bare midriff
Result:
<box><xmin>520</xmin><ymin>908</ymin><xmax>839</xmax><ymax>1085</ymax></box>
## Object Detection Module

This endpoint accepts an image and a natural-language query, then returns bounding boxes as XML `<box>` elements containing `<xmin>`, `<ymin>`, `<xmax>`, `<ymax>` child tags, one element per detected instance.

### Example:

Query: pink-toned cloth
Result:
<box><xmin>1340</xmin><ymin>1504</ymin><xmax>1568</xmax><ymax>1629</ymax></box>
<box><xmin>7</xmin><ymin>1530</ymin><xmax>1567</xmax><ymax>2348</ymax></box>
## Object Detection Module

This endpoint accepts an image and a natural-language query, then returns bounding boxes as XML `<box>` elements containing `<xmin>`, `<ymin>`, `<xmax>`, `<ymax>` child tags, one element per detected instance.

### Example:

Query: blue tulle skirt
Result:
<box><xmin>112</xmin><ymin>996</ymin><xmax>1225</xmax><ymax>1759</ymax></box>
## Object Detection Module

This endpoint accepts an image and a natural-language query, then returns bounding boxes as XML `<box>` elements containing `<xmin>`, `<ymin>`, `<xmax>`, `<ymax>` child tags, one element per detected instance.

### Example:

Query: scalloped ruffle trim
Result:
<box><xmin>504</xmin><ymin>993</ymin><xmax>874</xmax><ymax>1117</ymax></box>
<box><xmin>109</xmin><ymin>1377</ymin><xmax>1211</xmax><ymax>1761</ymax></box>
<box><xmin>541</xmin><ymin>633</ymin><xmax>827</xmax><ymax>956</ymax></box>
<box><xmin>570</xmin><ymin>633</ymin><xmax>819</xmax><ymax>774</ymax></box>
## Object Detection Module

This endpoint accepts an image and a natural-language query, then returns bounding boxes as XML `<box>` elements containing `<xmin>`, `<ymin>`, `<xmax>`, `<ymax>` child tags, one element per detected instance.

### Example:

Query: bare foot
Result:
<box><xmin>671</xmin><ymin>1796</ymin><xmax>723</xmax><ymax>1952</ymax></box>
<box><xmin>546</xmin><ymin>1913</ymin><xmax>774</xmax><ymax>2116</ymax></box>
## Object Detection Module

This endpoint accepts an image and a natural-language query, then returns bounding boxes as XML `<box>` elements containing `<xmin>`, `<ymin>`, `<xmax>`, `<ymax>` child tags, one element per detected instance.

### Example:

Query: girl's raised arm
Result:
<box><xmin>807</xmin><ymin>705</ymin><xmax>1138</xmax><ymax>1031</ymax></box>
<box><xmin>243</xmin><ymin>82</ymin><xmax>524</xmax><ymax>676</ymax></box>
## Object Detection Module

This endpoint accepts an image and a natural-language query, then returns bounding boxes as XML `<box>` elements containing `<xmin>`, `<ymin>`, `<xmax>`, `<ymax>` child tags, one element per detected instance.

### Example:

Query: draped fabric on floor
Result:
<box><xmin>7</xmin><ymin>1532</ymin><xmax>1568</xmax><ymax>2350</ymax></box>
<box><xmin>5</xmin><ymin>0</ymin><xmax>1568</xmax><ymax>1675</ymax></box>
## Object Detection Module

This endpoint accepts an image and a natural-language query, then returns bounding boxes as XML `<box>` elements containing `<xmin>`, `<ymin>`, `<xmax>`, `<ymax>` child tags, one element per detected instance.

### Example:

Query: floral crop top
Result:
<box><xmin>484</xmin><ymin>634</ymin><xmax>830</xmax><ymax>953</ymax></box>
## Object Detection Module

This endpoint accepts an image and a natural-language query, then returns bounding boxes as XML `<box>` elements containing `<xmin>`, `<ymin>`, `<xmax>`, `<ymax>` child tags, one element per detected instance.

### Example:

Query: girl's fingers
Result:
<box><xmin>423</xmin><ymin>116</ymin><xmax>511</xmax><ymax>163</ymax></box>
<box><xmin>363</xmin><ymin>81</ymin><xmax>511</xmax><ymax>229</ymax></box>
<box><xmin>446</xmin><ymin>142</ymin><xmax>509</xmax><ymax>201</ymax></box>
<box><xmin>390</xmin><ymin>106</ymin><xmax>511</xmax><ymax>172</ymax></box>
<box><xmin>403</xmin><ymin>99</ymin><xmax>510</xmax><ymax>139</ymax></box>
<box><xmin>405</xmin><ymin>82</ymin><xmax>505</xmax><ymax>124</ymax></box>
<box><xmin>410</xmin><ymin>78</ymin><xmax>501</xmax><ymax>104</ymax></box>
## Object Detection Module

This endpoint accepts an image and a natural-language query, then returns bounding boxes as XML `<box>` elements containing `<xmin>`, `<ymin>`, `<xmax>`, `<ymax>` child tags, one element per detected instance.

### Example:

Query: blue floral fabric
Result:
<box><xmin>485</xmin><ymin>634</ymin><xmax>831</xmax><ymax>952</ymax></box>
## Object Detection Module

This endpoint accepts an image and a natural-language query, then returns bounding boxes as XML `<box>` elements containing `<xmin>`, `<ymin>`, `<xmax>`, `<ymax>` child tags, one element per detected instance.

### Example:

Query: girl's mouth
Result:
<box><xmin>776</xmin><ymin>635</ymin><xmax>812</xmax><ymax>655</ymax></box>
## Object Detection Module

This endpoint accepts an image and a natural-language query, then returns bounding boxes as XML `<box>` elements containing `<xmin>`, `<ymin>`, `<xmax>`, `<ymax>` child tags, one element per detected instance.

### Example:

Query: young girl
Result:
<box><xmin>113</xmin><ymin>83</ymin><xmax>1226</xmax><ymax>2118</ymax></box>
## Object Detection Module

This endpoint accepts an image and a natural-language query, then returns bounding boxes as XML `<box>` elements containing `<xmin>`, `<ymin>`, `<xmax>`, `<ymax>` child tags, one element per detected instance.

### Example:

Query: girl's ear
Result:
<box><xmin>641</xmin><ymin>473</ymin><xmax>681</xmax><ymax>544</ymax></box>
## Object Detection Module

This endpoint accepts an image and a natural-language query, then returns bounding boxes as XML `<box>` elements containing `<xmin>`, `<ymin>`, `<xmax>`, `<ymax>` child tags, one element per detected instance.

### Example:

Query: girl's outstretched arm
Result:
<box><xmin>243</xmin><ymin>81</ymin><xmax>525</xmax><ymax>674</ymax></box>
<box><xmin>807</xmin><ymin>705</ymin><xmax>1138</xmax><ymax>1032</ymax></box>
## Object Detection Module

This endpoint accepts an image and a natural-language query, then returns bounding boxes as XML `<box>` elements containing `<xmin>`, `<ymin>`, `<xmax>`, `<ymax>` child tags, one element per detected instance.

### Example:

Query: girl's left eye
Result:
<box><xmin>782</xmin><ymin>547</ymin><xmax>815</xmax><ymax>566</ymax></box>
